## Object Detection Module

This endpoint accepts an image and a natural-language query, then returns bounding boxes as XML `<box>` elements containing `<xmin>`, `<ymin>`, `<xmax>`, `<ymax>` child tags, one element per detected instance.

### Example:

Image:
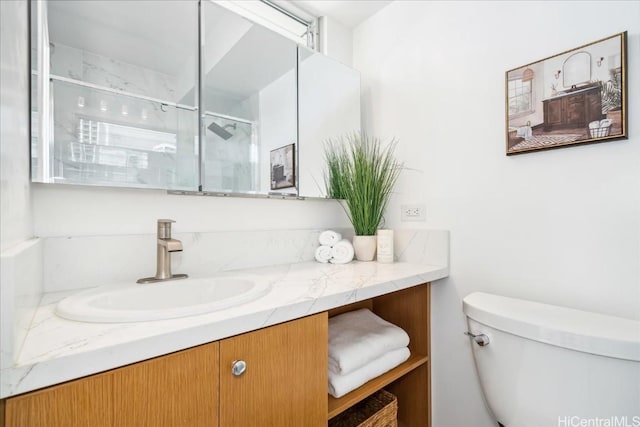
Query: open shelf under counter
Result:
<box><xmin>328</xmin><ymin>352</ymin><xmax>429</xmax><ymax>419</ymax></box>
<box><xmin>326</xmin><ymin>282</ymin><xmax>432</xmax><ymax>426</ymax></box>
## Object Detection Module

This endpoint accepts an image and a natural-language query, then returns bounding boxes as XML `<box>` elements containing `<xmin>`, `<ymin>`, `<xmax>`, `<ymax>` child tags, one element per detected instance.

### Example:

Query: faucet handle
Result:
<box><xmin>157</xmin><ymin>219</ymin><xmax>176</xmax><ymax>238</ymax></box>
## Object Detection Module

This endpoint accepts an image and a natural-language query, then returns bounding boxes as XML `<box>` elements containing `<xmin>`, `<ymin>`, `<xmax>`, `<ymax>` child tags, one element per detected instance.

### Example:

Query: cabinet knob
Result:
<box><xmin>232</xmin><ymin>360</ymin><xmax>247</xmax><ymax>376</ymax></box>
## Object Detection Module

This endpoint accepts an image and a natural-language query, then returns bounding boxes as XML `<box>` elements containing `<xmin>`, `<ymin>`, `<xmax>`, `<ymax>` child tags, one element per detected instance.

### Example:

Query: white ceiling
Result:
<box><xmin>289</xmin><ymin>0</ymin><xmax>394</xmax><ymax>28</ymax></box>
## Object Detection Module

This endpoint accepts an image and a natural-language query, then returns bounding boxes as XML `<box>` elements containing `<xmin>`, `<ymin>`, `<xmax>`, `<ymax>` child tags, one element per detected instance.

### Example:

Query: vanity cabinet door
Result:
<box><xmin>219</xmin><ymin>313</ymin><xmax>328</xmax><ymax>426</ymax></box>
<box><xmin>113</xmin><ymin>342</ymin><xmax>219</xmax><ymax>426</ymax></box>
<box><xmin>565</xmin><ymin>94</ymin><xmax>586</xmax><ymax>125</ymax></box>
<box><xmin>544</xmin><ymin>98</ymin><xmax>563</xmax><ymax>130</ymax></box>
<box><xmin>4</xmin><ymin>373</ymin><xmax>113</xmax><ymax>427</ymax></box>
<box><xmin>3</xmin><ymin>342</ymin><xmax>219</xmax><ymax>427</ymax></box>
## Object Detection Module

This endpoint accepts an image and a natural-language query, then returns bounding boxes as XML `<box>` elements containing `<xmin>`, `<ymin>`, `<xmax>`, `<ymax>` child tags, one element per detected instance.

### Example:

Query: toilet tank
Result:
<box><xmin>463</xmin><ymin>292</ymin><xmax>640</xmax><ymax>427</ymax></box>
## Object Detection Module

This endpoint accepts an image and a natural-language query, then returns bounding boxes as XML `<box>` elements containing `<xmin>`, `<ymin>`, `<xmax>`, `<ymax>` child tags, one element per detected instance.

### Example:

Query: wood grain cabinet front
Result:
<box><xmin>542</xmin><ymin>85</ymin><xmax>603</xmax><ymax>131</ymax></box>
<box><xmin>2</xmin><ymin>290</ymin><xmax>429</xmax><ymax>427</ymax></box>
<box><xmin>219</xmin><ymin>313</ymin><xmax>328</xmax><ymax>427</ymax></box>
<box><xmin>3</xmin><ymin>342</ymin><xmax>219</xmax><ymax>427</ymax></box>
<box><xmin>2</xmin><ymin>313</ymin><xmax>328</xmax><ymax>427</ymax></box>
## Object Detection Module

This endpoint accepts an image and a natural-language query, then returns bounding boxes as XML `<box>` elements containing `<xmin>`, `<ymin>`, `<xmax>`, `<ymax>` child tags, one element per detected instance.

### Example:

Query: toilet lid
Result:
<box><xmin>463</xmin><ymin>292</ymin><xmax>640</xmax><ymax>362</ymax></box>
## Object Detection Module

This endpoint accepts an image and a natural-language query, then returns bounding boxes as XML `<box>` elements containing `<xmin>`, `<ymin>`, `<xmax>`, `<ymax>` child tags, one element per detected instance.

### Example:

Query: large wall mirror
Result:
<box><xmin>201</xmin><ymin>1</ymin><xmax>297</xmax><ymax>195</ymax></box>
<box><xmin>31</xmin><ymin>0</ymin><xmax>199</xmax><ymax>190</ymax></box>
<box><xmin>298</xmin><ymin>46</ymin><xmax>361</xmax><ymax>197</ymax></box>
<box><xmin>30</xmin><ymin>0</ymin><xmax>360</xmax><ymax>198</ymax></box>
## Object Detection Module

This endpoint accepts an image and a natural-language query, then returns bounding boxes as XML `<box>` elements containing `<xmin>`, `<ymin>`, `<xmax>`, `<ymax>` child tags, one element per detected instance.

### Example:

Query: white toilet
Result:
<box><xmin>463</xmin><ymin>292</ymin><xmax>640</xmax><ymax>427</ymax></box>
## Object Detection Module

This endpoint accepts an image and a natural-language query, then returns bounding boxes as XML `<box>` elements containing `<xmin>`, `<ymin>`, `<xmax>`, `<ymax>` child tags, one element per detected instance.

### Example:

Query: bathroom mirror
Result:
<box><xmin>563</xmin><ymin>51</ymin><xmax>591</xmax><ymax>88</ymax></box>
<box><xmin>30</xmin><ymin>0</ymin><xmax>361</xmax><ymax>199</ymax></box>
<box><xmin>201</xmin><ymin>1</ymin><xmax>297</xmax><ymax>195</ymax></box>
<box><xmin>31</xmin><ymin>0</ymin><xmax>199</xmax><ymax>190</ymax></box>
<box><xmin>297</xmin><ymin>47</ymin><xmax>361</xmax><ymax>198</ymax></box>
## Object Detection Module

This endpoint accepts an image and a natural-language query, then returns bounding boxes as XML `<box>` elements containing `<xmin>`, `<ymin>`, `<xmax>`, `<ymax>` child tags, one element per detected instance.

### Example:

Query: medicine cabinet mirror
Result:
<box><xmin>30</xmin><ymin>0</ymin><xmax>360</xmax><ymax>198</ymax></box>
<box><xmin>30</xmin><ymin>0</ymin><xmax>199</xmax><ymax>190</ymax></box>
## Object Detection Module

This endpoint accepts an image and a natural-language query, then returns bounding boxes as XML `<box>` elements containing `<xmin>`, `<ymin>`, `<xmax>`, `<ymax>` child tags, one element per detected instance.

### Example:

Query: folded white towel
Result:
<box><xmin>328</xmin><ymin>308</ymin><xmax>410</xmax><ymax>375</ymax></box>
<box><xmin>328</xmin><ymin>347</ymin><xmax>410</xmax><ymax>398</ymax></box>
<box><xmin>516</xmin><ymin>126</ymin><xmax>532</xmax><ymax>139</ymax></box>
<box><xmin>319</xmin><ymin>230</ymin><xmax>342</xmax><ymax>246</ymax></box>
<box><xmin>315</xmin><ymin>245</ymin><xmax>333</xmax><ymax>263</ymax></box>
<box><xmin>329</xmin><ymin>239</ymin><xmax>354</xmax><ymax>264</ymax></box>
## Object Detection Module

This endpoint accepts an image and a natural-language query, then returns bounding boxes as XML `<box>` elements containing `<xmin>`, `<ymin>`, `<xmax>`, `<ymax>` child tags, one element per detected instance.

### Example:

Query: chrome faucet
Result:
<box><xmin>137</xmin><ymin>219</ymin><xmax>188</xmax><ymax>284</ymax></box>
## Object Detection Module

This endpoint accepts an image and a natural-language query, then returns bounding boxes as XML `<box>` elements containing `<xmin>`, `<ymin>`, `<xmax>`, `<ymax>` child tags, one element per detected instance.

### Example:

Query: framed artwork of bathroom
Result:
<box><xmin>270</xmin><ymin>143</ymin><xmax>295</xmax><ymax>191</ymax></box>
<box><xmin>505</xmin><ymin>31</ymin><xmax>627</xmax><ymax>155</ymax></box>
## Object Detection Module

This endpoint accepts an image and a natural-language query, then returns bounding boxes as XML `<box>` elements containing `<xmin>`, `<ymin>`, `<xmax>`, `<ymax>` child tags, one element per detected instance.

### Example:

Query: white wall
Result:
<box><xmin>353</xmin><ymin>1</ymin><xmax>639</xmax><ymax>426</ymax></box>
<box><xmin>0</xmin><ymin>0</ymin><xmax>43</xmax><ymax>374</ymax></box>
<box><xmin>298</xmin><ymin>51</ymin><xmax>361</xmax><ymax>197</ymax></box>
<box><xmin>319</xmin><ymin>16</ymin><xmax>353</xmax><ymax>67</ymax></box>
<box><xmin>31</xmin><ymin>184</ymin><xmax>350</xmax><ymax>236</ymax></box>
<box><xmin>1</xmin><ymin>0</ymin><xmax>32</xmax><ymax>251</ymax></box>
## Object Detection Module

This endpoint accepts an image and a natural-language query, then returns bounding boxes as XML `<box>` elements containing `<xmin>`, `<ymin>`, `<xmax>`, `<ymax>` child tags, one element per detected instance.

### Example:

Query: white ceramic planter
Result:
<box><xmin>352</xmin><ymin>235</ymin><xmax>377</xmax><ymax>261</ymax></box>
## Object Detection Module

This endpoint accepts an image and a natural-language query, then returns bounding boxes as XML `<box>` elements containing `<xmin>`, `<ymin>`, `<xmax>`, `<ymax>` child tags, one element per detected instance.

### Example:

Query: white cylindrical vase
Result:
<box><xmin>376</xmin><ymin>229</ymin><xmax>394</xmax><ymax>263</ymax></box>
<box><xmin>352</xmin><ymin>235</ymin><xmax>377</xmax><ymax>261</ymax></box>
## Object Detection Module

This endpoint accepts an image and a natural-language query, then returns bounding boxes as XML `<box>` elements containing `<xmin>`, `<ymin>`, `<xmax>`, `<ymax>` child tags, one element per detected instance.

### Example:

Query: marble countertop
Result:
<box><xmin>1</xmin><ymin>260</ymin><xmax>448</xmax><ymax>399</ymax></box>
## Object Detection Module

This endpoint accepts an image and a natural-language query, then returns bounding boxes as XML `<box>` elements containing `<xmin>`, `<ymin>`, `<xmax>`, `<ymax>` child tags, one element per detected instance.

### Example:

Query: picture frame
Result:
<box><xmin>270</xmin><ymin>143</ymin><xmax>295</xmax><ymax>190</ymax></box>
<box><xmin>506</xmin><ymin>31</ymin><xmax>627</xmax><ymax>155</ymax></box>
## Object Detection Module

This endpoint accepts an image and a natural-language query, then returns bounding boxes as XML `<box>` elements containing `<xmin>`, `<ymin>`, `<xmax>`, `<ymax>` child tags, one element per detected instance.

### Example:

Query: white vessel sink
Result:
<box><xmin>55</xmin><ymin>277</ymin><xmax>271</xmax><ymax>323</ymax></box>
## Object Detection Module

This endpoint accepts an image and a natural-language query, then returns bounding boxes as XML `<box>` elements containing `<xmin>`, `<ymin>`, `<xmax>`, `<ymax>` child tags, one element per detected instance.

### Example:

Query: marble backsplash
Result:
<box><xmin>51</xmin><ymin>43</ymin><xmax>181</xmax><ymax>103</ymax></box>
<box><xmin>42</xmin><ymin>228</ymin><xmax>449</xmax><ymax>292</ymax></box>
<box><xmin>0</xmin><ymin>228</ymin><xmax>447</xmax><ymax>370</ymax></box>
<box><xmin>0</xmin><ymin>239</ymin><xmax>43</xmax><ymax>372</ymax></box>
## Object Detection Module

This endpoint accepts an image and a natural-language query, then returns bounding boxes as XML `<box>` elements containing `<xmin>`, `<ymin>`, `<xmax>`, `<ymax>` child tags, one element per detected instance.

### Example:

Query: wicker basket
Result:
<box><xmin>329</xmin><ymin>390</ymin><xmax>398</xmax><ymax>427</ymax></box>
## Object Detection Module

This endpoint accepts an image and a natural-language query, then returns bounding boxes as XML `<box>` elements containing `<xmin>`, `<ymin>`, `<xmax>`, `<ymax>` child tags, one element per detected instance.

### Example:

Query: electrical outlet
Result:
<box><xmin>401</xmin><ymin>204</ymin><xmax>426</xmax><ymax>222</ymax></box>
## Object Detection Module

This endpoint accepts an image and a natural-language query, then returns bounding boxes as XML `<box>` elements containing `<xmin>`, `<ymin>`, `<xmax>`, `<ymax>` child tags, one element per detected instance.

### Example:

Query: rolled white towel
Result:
<box><xmin>319</xmin><ymin>230</ymin><xmax>342</xmax><ymax>246</ymax></box>
<box><xmin>329</xmin><ymin>239</ymin><xmax>354</xmax><ymax>264</ymax></box>
<box><xmin>328</xmin><ymin>347</ymin><xmax>410</xmax><ymax>398</ymax></box>
<box><xmin>315</xmin><ymin>245</ymin><xmax>333</xmax><ymax>263</ymax></box>
<box><xmin>328</xmin><ymin>308</ymin><xmax>410</xmax><ymax>375</ymax></box>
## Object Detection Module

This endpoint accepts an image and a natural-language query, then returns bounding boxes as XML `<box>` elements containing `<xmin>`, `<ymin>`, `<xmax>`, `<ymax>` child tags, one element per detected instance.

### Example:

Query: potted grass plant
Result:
<box><xmin>324</xmin><ymin>133</ymin><xmax>402</xmax><ymax>261</ymax></box>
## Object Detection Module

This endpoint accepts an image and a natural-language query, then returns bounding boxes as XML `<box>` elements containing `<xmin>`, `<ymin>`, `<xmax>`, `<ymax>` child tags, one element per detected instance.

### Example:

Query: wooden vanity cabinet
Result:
<box><xmin>3</xmin><ymin>342</ymin><xmax>220</xmax><ymax>427</ymax></box>
<box><xmin>328</xmin><ymin>283</ymin><xmax>431</xmax><ymax>427</ymax></box>
<box><xmin>542</xmin><ymin>85</ymin><xmax>604</xmax><ymax>131</ymax></box>
<box><xmin>2</xmin><ymin>313</ymin><xmax>327</xmax><ymax>427</ymax></box>
<box><xmin>2</xmin><ymin>285</ymin><xmax>430</xmax><ymax>427</ymax></box>
<box><xmin>219</xmin><ymin>312</ymin><xmax>327</xmax><ymax>426</ymax></box>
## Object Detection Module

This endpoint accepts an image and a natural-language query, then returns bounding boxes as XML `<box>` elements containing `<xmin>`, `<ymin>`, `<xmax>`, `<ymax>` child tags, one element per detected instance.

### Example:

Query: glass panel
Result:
<box><xmin>297</xmin><ymin>47</ymin><xmax>360</xmax><ymax>198</ymax></box>
<box><xmin>32</xmin><ymin>0</ymin><xmax>199</xmax><ymax>190</ymax></box>
<box><xmin>49</xmin><ymin>79</ymin><xmax>197</xmax><ymax>189</ymax></box>
<box><xmin>203</xmin><ymin>114</ymin><xmax>257</xmax><ymax>192</ymax></box>
<box><xmin>201</xmin><ymin>1</ymin><xmax>298</xmax><ymax>195</ymax></box>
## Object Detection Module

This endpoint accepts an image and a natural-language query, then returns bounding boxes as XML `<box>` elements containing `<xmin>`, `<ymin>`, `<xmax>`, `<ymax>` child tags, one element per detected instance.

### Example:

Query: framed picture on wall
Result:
<box><xmin>270</xmin><ymin>143</ymin><xmax>295</xmax><ymax>190</ymax></box>
<box><xmin>506</xmin><ymin>31</ymin><xmax>627</xmax><ymax>155</ymax></box>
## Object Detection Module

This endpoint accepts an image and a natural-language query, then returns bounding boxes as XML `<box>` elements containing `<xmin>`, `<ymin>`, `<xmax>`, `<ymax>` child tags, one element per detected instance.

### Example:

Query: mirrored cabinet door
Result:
<box><xmin>297</xmin><ymin>47</ymin><xmax>361</xmax><ymax>198</ymax></box>
<box><xmin>201</xmin><ymin>1</ymin><xmax>298</xmax><ymax>196</ymax></box>
<box><xmin>31</xmin><ymin>0</ymin><xmax>361</xmax><ymax>198</ymax></box>
<box><xmin>31</xmin><ymin>0</ymin><xmax>199</xmax><ymax>190</ymax></box>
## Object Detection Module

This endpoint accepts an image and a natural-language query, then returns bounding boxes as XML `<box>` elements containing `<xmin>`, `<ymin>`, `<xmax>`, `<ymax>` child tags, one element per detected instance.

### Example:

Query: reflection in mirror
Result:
<box><xmin>201</xmin><ymin>1</ymin><xmax>297</xmax><ymax>195</ymax></box>
<box><xmin>203</xmin><ymin>113</ymin><xmax>257</xmax><ymax>192</ymax></box>
<box><xmin>563</xmin><ymin>51</ymin><xmax>591</xmax><ymax>88</ymax></box>
<box><xmin>31</xmin><ymin>0</ymin><xmax>199</xmax><ymax>190</ymax></box>
<box><xmin>298</xmin><ymin>47</ymin><xmax>361</xmax><ymax>198</ymax></box>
